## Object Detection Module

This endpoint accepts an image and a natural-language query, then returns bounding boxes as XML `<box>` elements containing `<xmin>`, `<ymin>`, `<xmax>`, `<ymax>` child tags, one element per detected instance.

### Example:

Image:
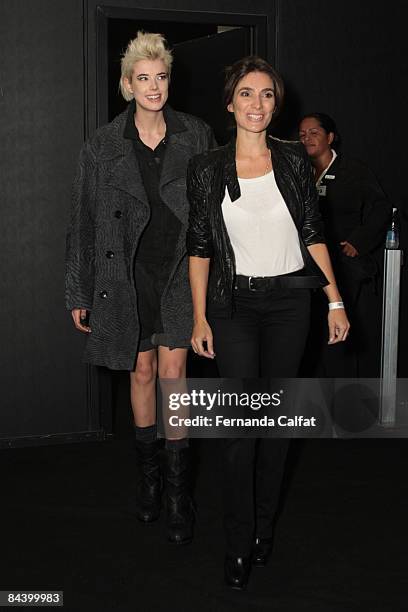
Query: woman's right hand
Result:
<box><xmin>71</xmin><ymin>308</ymin><xmax>91</xmax><ymax>333</ymax></box>
<box><xmin>191</xmin><ymin>319</ymin><xmax>215</xmax><ymax>359</ymax></box>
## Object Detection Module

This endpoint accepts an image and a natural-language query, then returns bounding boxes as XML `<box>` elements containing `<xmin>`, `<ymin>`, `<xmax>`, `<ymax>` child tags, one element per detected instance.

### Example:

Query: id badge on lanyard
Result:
<box><xmin>317</xmin><ymin>174</ymin><xmax>334</xmax><ymax>197</ymax></box>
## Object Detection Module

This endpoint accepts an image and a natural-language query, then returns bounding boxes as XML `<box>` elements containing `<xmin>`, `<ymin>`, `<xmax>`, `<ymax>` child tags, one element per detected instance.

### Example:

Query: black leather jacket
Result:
<box><xmin>186</xmin><ymin>136</ymin><xmax>328</xmax><ymax>306</ymax></box>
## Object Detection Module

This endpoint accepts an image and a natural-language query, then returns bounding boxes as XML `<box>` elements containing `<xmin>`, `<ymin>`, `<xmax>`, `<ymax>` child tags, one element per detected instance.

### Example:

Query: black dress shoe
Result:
<box><xmin>252</xmin><ymin>537</ymin><xmax>273</xmax><ymax>567</ymax></box>
<box><xmin>224</xmin><ymin>556</ymin><xmax>251</xmax><ymax>590</ymax></box>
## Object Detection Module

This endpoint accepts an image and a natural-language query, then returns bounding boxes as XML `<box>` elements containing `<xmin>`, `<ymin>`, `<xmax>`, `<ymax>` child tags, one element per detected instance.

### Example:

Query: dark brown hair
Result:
<box><xmin>223</xmin><ymin>56</ymin><xmax>285</xmax><ymax>117</ymax></box>
<box><xmin>299</xmin><ymin>112</ymin><xmax>341</xmax><ymax>148</ymax></box>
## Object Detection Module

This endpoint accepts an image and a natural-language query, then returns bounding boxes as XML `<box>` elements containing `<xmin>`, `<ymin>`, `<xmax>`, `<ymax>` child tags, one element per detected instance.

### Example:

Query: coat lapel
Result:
<box><xmin>106</xmin><ymin>139</ymin><xmax>149</xmax><ymax>209</ymax></box>
<box><xmin>160</xmin><ymin>134</ymin><xmax>192</xmax><ymax>188</ymax></box>
<box><xmin>159</xmin><ymin>107</ymin><xmax>191</xmax><ymax>222</ymax></box>
<box><xmin>159</xmin><ymin>140</ymin><xmax>192</xmax><ymax>223</ymax></box>
<box><xmin>159</xmin><ymin>105</ymin><xmax>190</xmax><ymax>190</ymax></box>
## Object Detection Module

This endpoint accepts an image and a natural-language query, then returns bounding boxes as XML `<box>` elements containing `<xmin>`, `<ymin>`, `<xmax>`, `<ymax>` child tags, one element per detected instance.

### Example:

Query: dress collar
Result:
<box><xmin>123</xmin><ymin>99</ymin><xmax>186</xmax><ymax>141</ymax></box>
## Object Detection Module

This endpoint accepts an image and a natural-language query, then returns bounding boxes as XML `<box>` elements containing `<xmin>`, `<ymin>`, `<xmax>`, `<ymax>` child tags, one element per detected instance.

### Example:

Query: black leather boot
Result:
<box><xmin>134</xmin><ymin>439</ymin><xmax>162</xmax><ymax>523</ymax></box>
<box><xmin>224</xmin><ymin>556</ymin><xmax>251</xmax><ymax>590</ymax></box>
<box><xmin>165</xmin><ymin>446</ymin><xmax>194</xmax><ymax>544</ymax></box>
<box><xmin>252</xmin><ymin>536</ymin><xmax>273</xmax><ymax>567</ymax></box>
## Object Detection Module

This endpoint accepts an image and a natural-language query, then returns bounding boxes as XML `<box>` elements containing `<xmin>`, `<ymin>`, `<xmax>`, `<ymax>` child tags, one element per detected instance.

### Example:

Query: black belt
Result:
<box><xmin>235</xmin><ymin>271</ymin><xmax>311</xmax><ymax>291</ymax></box>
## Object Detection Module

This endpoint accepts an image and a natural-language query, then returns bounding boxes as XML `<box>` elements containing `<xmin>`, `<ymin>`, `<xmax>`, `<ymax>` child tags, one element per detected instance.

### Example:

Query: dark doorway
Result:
<box><xmin>107</xmin><ymin>20</ymin><xmax>218</xmax><ymax>120</ymax></box>
<box><xmin>97</xmin><ymin>7</ymin><xmax>267</xmax><ymax>143</ymax></box>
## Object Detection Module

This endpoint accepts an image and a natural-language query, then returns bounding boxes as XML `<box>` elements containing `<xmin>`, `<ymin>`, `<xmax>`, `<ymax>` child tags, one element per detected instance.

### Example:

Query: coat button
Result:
<box><xmin>106</xmin><ymin>250</ymin><xmax>114</xmax><ymax>259</ymax></box>
<box><xmin>99</xmin><ymin>290</ymin><xmax>108</xmax><ymax>299</ymax></box>
<box><xmin>114</xmin><ymin>210</ymin><xmax>122</xmax><ymax>218</ymax></box>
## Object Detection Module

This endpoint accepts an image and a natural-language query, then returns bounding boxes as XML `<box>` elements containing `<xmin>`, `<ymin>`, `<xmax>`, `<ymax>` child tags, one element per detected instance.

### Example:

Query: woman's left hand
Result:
<box><xmin>340</xmin><ymin>241</ymin><xmax>359</xmax><ymax>257</ymax></box>
<box><xmin>328</xmin><ymin>309</ymin><xmax>350</xmax><ymax>344</ymax></box>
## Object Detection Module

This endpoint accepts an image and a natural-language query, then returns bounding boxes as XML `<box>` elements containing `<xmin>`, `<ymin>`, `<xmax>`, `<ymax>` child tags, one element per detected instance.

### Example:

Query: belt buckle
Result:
<box><xmin>248</xmin><ymin>276</ymin><xmax>257</xmax><ymax>291</ymax></box>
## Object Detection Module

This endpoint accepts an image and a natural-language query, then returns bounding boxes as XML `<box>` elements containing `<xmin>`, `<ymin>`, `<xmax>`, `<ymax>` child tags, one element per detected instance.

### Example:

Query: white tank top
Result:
<box><xmin>221</xmin><ymin>171</ymin><xmax>304</xmax><ymax>276</ymax></box>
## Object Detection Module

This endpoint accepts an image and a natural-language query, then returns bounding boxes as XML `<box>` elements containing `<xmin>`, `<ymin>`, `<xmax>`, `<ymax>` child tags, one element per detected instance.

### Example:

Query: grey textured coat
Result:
<box><xmin>65</xmin><ymin>105</ymin><xmax>215</xmax><ymax>370</ymax></box>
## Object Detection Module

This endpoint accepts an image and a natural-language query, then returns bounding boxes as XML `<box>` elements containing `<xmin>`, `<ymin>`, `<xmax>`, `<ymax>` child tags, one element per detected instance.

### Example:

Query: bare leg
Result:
<box><xmin>130</xmin><ymin>349</ymin><xmax>158</xmax><ymax>426</ymax></box>
<box><xmin>157</xmin><ymin>346</ymin><xmax>187</xmax><ymax>378</ymax></box>
<box><xmin>158</xmin><ymin>347</ymin><xmax>188</xmax><ymax>441</ymax></box>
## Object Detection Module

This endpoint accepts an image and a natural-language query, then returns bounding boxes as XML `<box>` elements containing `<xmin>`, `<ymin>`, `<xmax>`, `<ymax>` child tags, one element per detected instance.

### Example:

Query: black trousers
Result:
<box><xmin>300</xmin><ymin>275</ymin><xmax>382</xmax><ymax>378</ymax></box>
<box><xmin>209</xmin><ymin>287</ymin><xmax>311</xmax><ymax>556</ymax></box>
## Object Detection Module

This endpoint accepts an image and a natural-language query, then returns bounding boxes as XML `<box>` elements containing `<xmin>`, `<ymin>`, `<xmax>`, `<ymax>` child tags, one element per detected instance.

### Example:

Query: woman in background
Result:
<box><xmin>66</xmin><ymin>32</ymin><xmax>215</xmax><ymax>544</ymax></box>
<box><xmin>187</xmin><ymin>57</ymin><xmax>349</xmax><ymax>589</ymax></box>
<box><xmin>299</xmin><ymin>113</ymin><xmax>391</xmax><ymax>376</ymax></box>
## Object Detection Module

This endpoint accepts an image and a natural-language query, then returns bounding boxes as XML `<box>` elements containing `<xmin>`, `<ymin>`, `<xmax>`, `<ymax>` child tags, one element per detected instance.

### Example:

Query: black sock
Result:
<box><xmin>134</xmin><ymin>424</ymin><xmax>157</xmax><ymax>443</ymax></box>
<box><xmin>165</xmin><ymin>438</ymin><xmax>189</xmax><ymax>451</ymax></box>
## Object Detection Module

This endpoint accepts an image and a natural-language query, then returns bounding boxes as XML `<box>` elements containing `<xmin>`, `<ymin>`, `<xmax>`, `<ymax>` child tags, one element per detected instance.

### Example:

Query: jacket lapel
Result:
<box><xmin>269</xmin><ymin>138</ymin><xmax>302</xmax><ymax>228</ymax></box>
<box><xmin>106</xmin><ymin>139</ymin><xmax>149</xmax><ymax>208</ymax></box>
<box><xmin>225</xmin><ymin>140</ymin><xmax>241</xmax><ymax>202</ymax></box>
<box><xmin>224</xmin><ymin>136</ymin><xmax>302</xmax><ymax>228</ymax></box>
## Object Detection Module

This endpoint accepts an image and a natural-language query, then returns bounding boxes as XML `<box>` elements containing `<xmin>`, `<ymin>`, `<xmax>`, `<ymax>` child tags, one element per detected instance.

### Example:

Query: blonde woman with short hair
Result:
<box><xmin>66</xmin><ymin>31</ymin><xmax>215</xmax><ymax>544</ymax></box>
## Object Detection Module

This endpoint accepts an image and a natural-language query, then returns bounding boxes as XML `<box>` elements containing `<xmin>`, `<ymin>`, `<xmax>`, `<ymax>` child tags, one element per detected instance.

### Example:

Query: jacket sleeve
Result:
<box><xmin>298</xmin><ymin>145</ymin><xmax>326</xmax><ymax>246</ymax></box>
<box><xmin>186</xmin><ymin>158</ymin><xmax>214</xmax><ymax>258</ymax></box>
<box><xmin>346</xmin><ymin>165</ymin><xmax>392</xmax><ymax>254</ymax></box>
<box><xmin>65</xmin><ymin>142</ymin><xmax>96</xmax><ymax>311</ymax></box>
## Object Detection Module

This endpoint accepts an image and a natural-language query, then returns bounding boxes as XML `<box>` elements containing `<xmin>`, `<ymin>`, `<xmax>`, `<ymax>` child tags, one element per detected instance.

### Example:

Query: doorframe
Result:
<box><xmin>83</xmin><ymin>2</ymin><xmax>271</xmax><ymax>438</ymax></box>
<box><xmin>86</xmin><ymin>5</ymin><xmax>268</xmax><ymax>136</ymax></box>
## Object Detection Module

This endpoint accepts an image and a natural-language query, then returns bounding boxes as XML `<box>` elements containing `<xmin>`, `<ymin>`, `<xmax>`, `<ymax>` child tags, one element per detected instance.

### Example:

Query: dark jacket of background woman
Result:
<box><xmin>317</xmin><ymin>153</ymin><xmax>391</xmax><ymax>297</ymax></box>
<box><xmin>304</xmin><ymin>152</ymin><xmax>391</xmax><ymax>377</ymax></box>
<box><xmin>323</xmin><ymin>155</ymin><xmax>390</xmax><ymax>252</ymax></box>
<box><xmin>186</xmin><ymin>136</ymin><xmax>328</xmax><ymax>306</ymax></box>
<box><xmin>65</xmin><ymin>105</ymin><xmax>215</xmax><ymax>370</ymax></box>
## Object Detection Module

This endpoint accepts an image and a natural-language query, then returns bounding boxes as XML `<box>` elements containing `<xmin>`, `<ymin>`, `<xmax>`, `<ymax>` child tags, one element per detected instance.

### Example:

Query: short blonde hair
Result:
<box><xmin>119</xmin><ymin>31</ymin><xmax>173</xmax><ymax>101</ymax></box>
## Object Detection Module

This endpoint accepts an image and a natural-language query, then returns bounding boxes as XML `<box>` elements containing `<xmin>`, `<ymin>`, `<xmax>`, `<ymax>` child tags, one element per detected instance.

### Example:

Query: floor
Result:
<box><xmin>1</xmin><ymin>435</ymin><xmax>406</xmax><ymax>612</ymax></box>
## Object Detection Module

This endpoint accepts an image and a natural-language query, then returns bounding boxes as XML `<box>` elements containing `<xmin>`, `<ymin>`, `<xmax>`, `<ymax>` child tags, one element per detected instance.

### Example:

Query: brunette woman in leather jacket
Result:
<box><xmin>186</xmin><ymin>57</ymin><xmax>349</xmax><ymax>590</ymax></box>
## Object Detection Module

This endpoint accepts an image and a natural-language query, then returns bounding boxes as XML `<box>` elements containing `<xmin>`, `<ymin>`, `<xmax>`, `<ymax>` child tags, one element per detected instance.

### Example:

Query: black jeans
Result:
<box><xmin>300</xmin><ymin>278</ymin><xmax>382</xmax><ymax>378</ymax></box>
<box><xmin>209</xmin><ymin>287</ymin><xmax>311</xmax><ymax>556</ymax></box>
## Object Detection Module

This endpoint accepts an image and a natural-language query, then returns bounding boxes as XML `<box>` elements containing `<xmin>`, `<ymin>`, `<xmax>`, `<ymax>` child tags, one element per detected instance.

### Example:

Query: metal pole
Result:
<box><xmin>380</xmin><ymin>249</ymin><xmax>402</xmax><ymax>425</ymax></box>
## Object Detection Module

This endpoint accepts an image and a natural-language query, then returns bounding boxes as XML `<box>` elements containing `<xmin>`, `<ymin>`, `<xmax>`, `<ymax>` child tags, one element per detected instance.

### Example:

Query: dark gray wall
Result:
<box><xmin>1</xmin><ymin>0</ymin><xmax>407</xmax><ymax>444</ymax></box>
<box><xmin>276</xmin><ymin>0</ymin><xmax>408</xmax><ymax>374</ymax></box>
<box><xmin>277</xmin><ymin>0</ymin><xmax>408</xmax><ymax>205</ymax></box>
<box><xmin>0</xmin><ymin>0</ymin><xmax>91</xmax><ymax>440</ymax></box>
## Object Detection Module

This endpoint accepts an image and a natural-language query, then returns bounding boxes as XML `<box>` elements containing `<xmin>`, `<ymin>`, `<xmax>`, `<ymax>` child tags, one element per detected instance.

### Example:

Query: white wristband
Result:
<box><xmin>329</xmin><ymin>301</ymin><xmax>344</xmax><ymax>310</ymax></box>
